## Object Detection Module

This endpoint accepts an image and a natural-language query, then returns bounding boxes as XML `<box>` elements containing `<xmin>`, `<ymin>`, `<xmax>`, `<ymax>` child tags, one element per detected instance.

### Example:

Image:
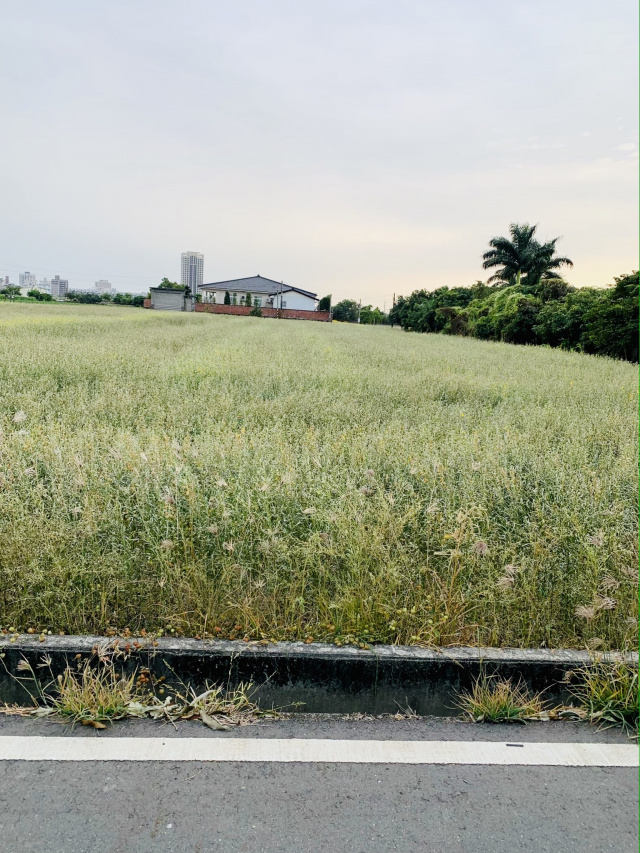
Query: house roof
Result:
<box><xmin>200</xmin><ymin>275</ymin><xmax>317</xmax><ymax>300</ymax></box>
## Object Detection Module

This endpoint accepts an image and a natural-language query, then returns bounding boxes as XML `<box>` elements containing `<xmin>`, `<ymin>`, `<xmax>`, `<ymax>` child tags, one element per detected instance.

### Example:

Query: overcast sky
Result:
<box><xmin>1</xmin><ymin>1</ymin><xmax>637</xmax><ymax>303</ymax></box>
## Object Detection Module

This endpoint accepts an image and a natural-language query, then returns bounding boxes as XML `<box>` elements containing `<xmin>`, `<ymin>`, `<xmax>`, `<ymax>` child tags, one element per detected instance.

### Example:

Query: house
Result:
<box><xmin>199</xmin><ymin>275</ymin><xmax>318</xmax><ymax>311</ymax></box>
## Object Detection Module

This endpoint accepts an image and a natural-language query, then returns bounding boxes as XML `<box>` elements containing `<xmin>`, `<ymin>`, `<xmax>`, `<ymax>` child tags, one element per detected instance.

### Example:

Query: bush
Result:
<box><xmin>332</xmin><ymin>300</ymin><xmax>359</xmax><ymax>322</ymax></box>
<box><xmin>391</xmin><ymin>272</ymin><xmax>639</xmax><ymax>362</ymax></box>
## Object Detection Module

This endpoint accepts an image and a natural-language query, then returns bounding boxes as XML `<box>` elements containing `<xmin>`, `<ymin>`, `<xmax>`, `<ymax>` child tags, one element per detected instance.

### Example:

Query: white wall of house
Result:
<box><xmin>202</xmin><ymin>289</ymin><xmax>270</xmax><ymax>305</ymax></box>
<box><xmin>272</xmin><ymin>290</ymin><xmax>317</xmax><ymax>310</ymax></box>
<box><xmin>201</xmin><ymin>288</ymin><xmax>317</xmax><ymax>310</ymax></box>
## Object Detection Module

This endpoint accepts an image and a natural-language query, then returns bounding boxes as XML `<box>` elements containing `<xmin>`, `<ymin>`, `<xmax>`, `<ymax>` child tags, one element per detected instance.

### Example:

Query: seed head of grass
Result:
<box><xmin>569</xmin><ymin>659</ymin><xmax>639</xmax><ymax>735</ymax></box>
<box><xmin>51</xmin><ymin>663</ymin><xmax>138</xmax><ymax>725</ymax></box>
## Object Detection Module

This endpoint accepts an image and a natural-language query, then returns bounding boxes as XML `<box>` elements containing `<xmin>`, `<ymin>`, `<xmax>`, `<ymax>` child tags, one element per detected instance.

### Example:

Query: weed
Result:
<box><xmin>3</xmin><ymin>653</ymin><xmax>272</xmax><ymax>729</ymax></box>
<box><xmin>0</xmin><ymin>304</ymin><xmax>637</xmax><ymax>648</ymax></box>
<box><xmin>50</xmin><ymin>663</ymin><xmax>137</xmax><ymax>726</ymax></box>
<box><xmin>456</xmin><ymin>673</ymin><xmax>548</xmax><ymax>723</ymax></box>
<box><xmin>568</xmin><ymin>658</ymin><xmax>639</xmax><ymax>735</ymax></box>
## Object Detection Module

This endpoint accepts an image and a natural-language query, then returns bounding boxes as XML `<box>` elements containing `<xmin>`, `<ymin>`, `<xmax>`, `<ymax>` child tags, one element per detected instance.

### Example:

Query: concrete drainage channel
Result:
<box><xmin>1</xmin><ymin>635</ymin><xmax>636</xmax><ymax>715</ymax></box>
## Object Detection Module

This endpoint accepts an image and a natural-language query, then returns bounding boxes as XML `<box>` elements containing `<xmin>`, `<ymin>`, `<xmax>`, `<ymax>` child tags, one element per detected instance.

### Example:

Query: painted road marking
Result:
<box><xmin>0</xmin><ymin>737</ymin><xmax>636</xmax><ymax>766</ymax></box>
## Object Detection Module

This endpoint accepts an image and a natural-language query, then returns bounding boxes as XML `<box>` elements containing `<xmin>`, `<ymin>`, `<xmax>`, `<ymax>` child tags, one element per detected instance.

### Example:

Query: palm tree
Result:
<box><xmin>482</xmin><ymin>223</ymin><xmax>573</xmax><ymax>288</ymax></box>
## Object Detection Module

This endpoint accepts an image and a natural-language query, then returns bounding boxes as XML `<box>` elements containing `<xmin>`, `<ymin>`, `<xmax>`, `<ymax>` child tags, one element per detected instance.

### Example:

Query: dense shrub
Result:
<box><xmin>390</xmin><ymin>272</ymin><xmax>639</xmax><ymax>362</ymax></box>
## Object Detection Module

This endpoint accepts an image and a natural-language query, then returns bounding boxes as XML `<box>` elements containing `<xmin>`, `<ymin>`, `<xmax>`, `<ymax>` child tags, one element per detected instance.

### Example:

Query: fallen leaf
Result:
<box><xmin>200</xmin><ymin>710</ymin><xmax>230</xmax><ymax>731</ymax></box>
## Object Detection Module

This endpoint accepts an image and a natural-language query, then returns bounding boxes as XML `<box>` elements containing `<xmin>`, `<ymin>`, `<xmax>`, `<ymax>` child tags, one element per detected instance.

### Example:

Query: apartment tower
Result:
<box><xmin>181</xmin><ymin>251</ymin><xmax>204</xmax><ymax>295</ymax></box>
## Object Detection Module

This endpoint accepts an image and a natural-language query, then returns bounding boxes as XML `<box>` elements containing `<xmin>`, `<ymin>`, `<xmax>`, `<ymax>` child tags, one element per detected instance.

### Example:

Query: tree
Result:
<box><xmin>158</xmin><ymin>277</ymin><xmax>183</xmax><ymax>290</ymax></box>
<box><xmin>534</xmin><ymin>288</ymin><xmax>600</xmax><ymax>350</ymax></box>
<box><xmin>27</xmin><ymin>289</ymin><xmax>52</xmax><ymax>301</ymax></box>
<box><xmin>317</xmin><ymin>295</ymin><xmax>332</xmax><ymax>311</ymax></box>
<box><xmin>332</xmin><ymin>299</ymin><xmax>359</xmax><ymax>322</ymax></box>
<box><xmin>482</xmin><ymin>223</ymin><xmax>573</xmax><ymax>289</ymax></box>
<box><xmin>67</xmin><ymin>291</ymin><xmax>102</xmax><ymax>304</ymax></box>
<box><xmin>250</xmin><ymin>304</ymin><xmax>263</xmax><ymax>317</ymax></box>
<box><xmin>1</xmin><ymin>284</ymin><xmax>21</xmax><ymax>298</ymax></box>
<box><xmin>359</xmin><ymin>305</ymin><xmax>388</xmax><ymax>325</ymax></box>
<box><xmin>232</xmin><ymin>293</ymin><xmax>237</xmax><ymax>305</ymax></box>
<box><xmin>581</xmin><ymin>271</ymin><xmax>639</xmax><ymax>361</ymax></box>
<box><xmin>224</xmin><ymin>291</ymin><xmax>231</xmax><ymax>305</ymax></box>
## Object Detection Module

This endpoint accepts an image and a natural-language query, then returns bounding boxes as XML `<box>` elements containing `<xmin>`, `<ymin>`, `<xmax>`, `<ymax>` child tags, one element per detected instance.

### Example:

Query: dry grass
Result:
<box><xmin>0</xmin><ymin>303</ymin><xmax>637</xmax><ymax>648</ymax></box>
<box><xmin>456</xmin><ymin>673</ymin><xmax>548</xmax><ymax>722</ymax></box>
<box><xmin>568</xmin><ymin>659</ymin><xmax>639</xmax><ymax>734</ymax></box>
<box><xmin>6</xmin><ymin>654</ymin><xmax>269</xmax><ymax>729</ymax></box>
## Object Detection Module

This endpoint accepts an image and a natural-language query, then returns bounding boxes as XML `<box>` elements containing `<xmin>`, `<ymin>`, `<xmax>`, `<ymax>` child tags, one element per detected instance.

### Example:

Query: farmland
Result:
<box><xmin>0</xmin><ymin>303</ymin><xmax>637</xmax><ymax>649</ymax></box>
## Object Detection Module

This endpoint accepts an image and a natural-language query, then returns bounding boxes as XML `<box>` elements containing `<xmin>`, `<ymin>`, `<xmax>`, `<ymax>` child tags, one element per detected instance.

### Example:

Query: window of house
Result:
<box><xmin>282</xmin><ymin>300</ymin><xmax>287</xmax><ymax>308</ymax></box>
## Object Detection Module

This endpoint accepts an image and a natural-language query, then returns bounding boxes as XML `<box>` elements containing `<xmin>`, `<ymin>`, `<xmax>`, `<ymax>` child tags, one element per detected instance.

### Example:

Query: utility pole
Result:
<box><xmin>358</xmin><ymin>299</ymin><xmax>361</xmax><ymax>323</ymax></box>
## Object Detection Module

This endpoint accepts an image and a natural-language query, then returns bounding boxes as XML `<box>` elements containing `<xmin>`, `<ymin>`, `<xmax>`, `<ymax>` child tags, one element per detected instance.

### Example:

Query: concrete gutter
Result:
<box><xmin>0</xmin><ymin>635</ymin><xmax>636</xmax><ymax>715</ymax></box>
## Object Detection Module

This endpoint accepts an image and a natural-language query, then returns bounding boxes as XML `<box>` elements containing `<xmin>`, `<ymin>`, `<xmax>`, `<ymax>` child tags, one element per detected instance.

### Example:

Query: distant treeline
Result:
<box><xmin>66</xmin><ymin>291</ymin><xmax>146</xmax><ymax>307</ymax></box>
<box><xmin>389</xmin><ymin>271</ymin><xmax>639</xmax><ymax>362</ymax></box>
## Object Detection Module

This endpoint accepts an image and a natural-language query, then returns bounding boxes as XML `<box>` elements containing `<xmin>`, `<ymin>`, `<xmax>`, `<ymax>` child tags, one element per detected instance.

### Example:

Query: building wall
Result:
<box><xmin>50</xmin><ymin>276</ymin><xmax>69</xmax><ymax>298</ymax></box>
<box><xmin>150</xmin><ymin>289</ymin><xmax>186</xmax><ymax>311</ymax></box>
<box><xmin>273</xmin><ymin>291</ymin><xmax>317</xmax><ymax>311</ymax></box>
<box><xmin>194</xmin><ymin>303</ymin><xmax>331</xmax><ymax>322</ymax></box>
<box><xmin>19</xmin><ymin>272</ymin><xmax>37</xmax><ymax>289</ymax></box>
<box><xmin>201</xmin><ymin>289</ymin><xmax>316</xmax><ymax>310</ymax></box>
<box><xmin>202</xmin><ymin>289</ymin><xmax>270</xmax><ymax>306</ymax></box>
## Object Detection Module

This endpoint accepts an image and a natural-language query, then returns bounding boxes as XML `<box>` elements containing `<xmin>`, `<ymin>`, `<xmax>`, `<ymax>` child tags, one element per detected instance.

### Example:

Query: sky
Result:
<box><xmin>1</xmin><ymin>0</ymin><xmax>637</xmax><ymax>304</ymax></box>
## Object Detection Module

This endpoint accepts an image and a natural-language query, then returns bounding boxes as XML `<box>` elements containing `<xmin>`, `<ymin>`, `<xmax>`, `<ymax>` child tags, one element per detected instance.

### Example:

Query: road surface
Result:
<box><xmin>0</xmin><ymin>714</ymin><xmax>636</xmax><ymax>853</ymax></box>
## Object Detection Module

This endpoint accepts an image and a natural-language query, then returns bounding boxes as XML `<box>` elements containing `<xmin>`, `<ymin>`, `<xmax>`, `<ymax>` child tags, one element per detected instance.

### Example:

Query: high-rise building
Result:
<box><xmin>19</xmin><ymin>271</ymin><xmax>37</xmax><ymax>289</ymax></box>
<box><xmin>95</xmin><ymin>279</ymin><xmax>113</xmax><ymax>294</ymax></box>
<box><xmin>181</xmin><ymin>251</ymin><xmax>204</xmax><ymax>295</ymax></box>
<box><xmin>38</xmin><ymin>278</ymin><xmax>51</xmax><ymax>293</ymax></box>
<box><xmin>50</xmin><ymin>275</ymin><xmax>69</xmax><ymax>298</ymax></box>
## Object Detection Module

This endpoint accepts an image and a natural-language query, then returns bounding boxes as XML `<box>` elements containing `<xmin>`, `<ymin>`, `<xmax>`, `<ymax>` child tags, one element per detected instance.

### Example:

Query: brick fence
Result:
<box><xmin>193</xmin><ymin>304</ymin><xmax>331</xmax><ymax>322</ymax></box>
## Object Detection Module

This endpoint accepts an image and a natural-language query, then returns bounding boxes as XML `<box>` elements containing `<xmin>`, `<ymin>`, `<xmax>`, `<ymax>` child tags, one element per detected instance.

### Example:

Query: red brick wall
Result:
<box><xmin>194</xmin><ymin>304</ymin><xmax>331</xmax><ymax>322</ymax></box>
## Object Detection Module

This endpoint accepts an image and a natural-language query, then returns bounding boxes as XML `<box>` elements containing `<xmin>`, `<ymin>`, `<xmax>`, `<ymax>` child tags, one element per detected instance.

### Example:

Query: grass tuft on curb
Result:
<box><xmin>4</xmin><ymin>654</ymin><xmax>275</xmax><ymax>730</ymax></box>
<box><xmin>568</xmin><ymin>658</ymin><xmax>639</xmax><ymax>735</ymax></box>
<box><xmin>456</xmin><ymin>673</ymin><xmax>548</xmax><ymax>723</ymax></box>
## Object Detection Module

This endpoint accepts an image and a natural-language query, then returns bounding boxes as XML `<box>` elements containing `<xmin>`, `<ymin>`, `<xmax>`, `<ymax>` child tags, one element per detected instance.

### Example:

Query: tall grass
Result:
<box><xmin>0</xmin><ymin>303</ymin><xmax>637</xmax><ymax>648</ymax></box>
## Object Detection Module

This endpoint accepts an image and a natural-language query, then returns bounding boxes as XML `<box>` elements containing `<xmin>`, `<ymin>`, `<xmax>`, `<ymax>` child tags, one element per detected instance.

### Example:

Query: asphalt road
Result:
<box><xmin>0</xmin><ymin>715</ymin><xmax>637</xmax><ymax>853</ymax></box>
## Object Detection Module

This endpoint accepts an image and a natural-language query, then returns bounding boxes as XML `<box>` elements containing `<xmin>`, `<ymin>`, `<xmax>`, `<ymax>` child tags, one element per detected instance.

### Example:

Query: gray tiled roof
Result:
<box><xmin>200</xmin><ymin>275</ymin><xmax>317</xmax><ymax>299</ymax></box>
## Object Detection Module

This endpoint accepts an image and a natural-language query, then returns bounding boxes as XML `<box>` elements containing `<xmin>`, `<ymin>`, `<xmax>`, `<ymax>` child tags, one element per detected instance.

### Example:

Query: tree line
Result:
<box><xmin>317</xmin><ymin>296</ymin><xmax>389</xmax><ymax>324</ymax></box>
<box><xmin>389</xmin><ymin>224</ymin><xmax>638</xmax><ymax>362</ymax></box>
<box><xmin>66</xmin><ymin>291</ymin><xmax>146</xmax><ymax>307</ymax></box>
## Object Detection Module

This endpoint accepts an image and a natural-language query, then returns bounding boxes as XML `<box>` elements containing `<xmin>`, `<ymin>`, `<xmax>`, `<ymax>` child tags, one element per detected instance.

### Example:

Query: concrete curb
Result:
<box><xmin>0</xmin><ymin>636</ymin><xmax>636</xmax><ymax>715</ymax></box>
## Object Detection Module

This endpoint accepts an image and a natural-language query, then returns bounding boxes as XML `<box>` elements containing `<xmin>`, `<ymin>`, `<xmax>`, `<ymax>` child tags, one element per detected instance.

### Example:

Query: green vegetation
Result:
<box><xmin>332</xmin><ymin>299</ymin><xmax>389</xmax><ymax>324</ymax></box>
<box><xmin>0</xmin><ymin>284</ymin><xmax>21</xmax><ymax>298</ymax></box>
<box><xmin>67</xmin><ymin>290</ymin><xmax>145</xmax><ymax>307</ymax></box>
<box><xmin>9</xmin><ymin>653</ymin><xmax>267</xmax><ymax>729</ymax></box>
<box><xmin>27</xmin><ymin>289</ymin><xmax>53</xmax><ymax>302</ymax></box>
<box><xmin>456</xmin><ymin>674</ymin><xmax>548</xmax><ymax>722</ymax></box>
<box><xmin>391</xmin><ymin>270</ymin><xmax>638</xmax><ymax>362</ymax></box>
<box><xmin>390</xmin><ymin>222</ymin><xmax>638</xmax><ymax>363</ymax></box>
<box><xmin>158</xmin><ymin>277</ymin><xmax>183</xmax><ymax>290</ymax></box>
<box><xmin>482</xmin><ymin>222</ymin><xmax>573</xmax><ymax>289</ymax></box>
<box><xmin>331</xmin><ymin>299</ymin><xmax>359</xmax><ymax>322</ymax></box>
<box><xmin>569</xmin><ymin>659</ymin><xmax>639</xmax><ymax>734</ymax></box>
<box><xmin>0</xmin><ymin>304</ymin><xmax>637</xmax><ymax>648</ymax></box>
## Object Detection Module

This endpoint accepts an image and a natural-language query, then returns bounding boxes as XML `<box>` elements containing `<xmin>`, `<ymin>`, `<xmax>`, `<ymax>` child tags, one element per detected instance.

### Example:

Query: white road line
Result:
<box><xmin>0</xmin><ymin>737</ymin><xmax>637</xmax><ymax>766</ymax></box>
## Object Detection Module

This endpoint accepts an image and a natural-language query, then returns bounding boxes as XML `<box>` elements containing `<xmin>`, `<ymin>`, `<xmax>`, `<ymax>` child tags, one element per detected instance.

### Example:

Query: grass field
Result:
<box><xmin>0</xmin><ymin>303</ymin><xmax>637</xmax><ymax>649</ymax></box>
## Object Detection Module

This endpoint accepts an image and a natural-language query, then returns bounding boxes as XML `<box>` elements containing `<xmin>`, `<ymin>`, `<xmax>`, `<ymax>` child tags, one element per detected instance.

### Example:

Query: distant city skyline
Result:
<box><xmin>0</xmin><ymin>2</ymin><xmax>637</xmax><ymax>305</ymax></box>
